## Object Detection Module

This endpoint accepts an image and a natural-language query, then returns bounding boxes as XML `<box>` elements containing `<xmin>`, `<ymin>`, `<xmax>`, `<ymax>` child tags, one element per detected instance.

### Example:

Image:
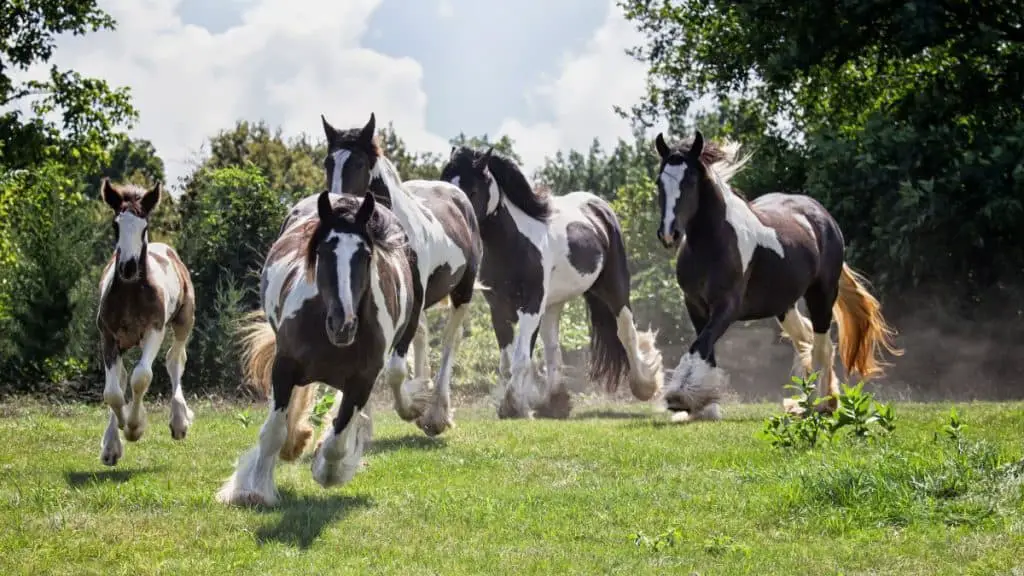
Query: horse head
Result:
<box><xmin>101</xmin><ymin>178</ymin><xmax>162</xmax><ymax>282</ymax></box>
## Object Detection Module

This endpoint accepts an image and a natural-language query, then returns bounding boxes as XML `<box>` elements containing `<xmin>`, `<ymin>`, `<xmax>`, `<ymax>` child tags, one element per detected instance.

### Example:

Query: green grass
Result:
<box><xmin>1</xmin><ymin>398</ymin><xmax>1023</xmax><ymax>575</ymax></box>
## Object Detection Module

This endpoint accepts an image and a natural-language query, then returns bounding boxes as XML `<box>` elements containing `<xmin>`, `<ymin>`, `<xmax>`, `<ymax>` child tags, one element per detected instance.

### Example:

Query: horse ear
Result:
<box><xmin>450</xmin><ymin>145</ymin><xmax>457</xmax><ymax>159</ymax></box>
<box><xmin>473</xmin><ymin>146</ymin><xmax>494</xmax><ymax>172</ymax></box>
<box><xmin>140</xmin><ymin>182</ymin><xmax>162</xmax><ymax>216</ymax></box>
<box><xmin>101</xmin><ymin>178</ymin><xmax>122</xmax><ymax>211</ymax></box>
<box><xmin>655</xmin><ymin>133</ymin><xmax>670</xmax><ymax>159</ymax></box>
<box><xmin>689</xmin><ymin>130</ymin><xmax>705</xmax><ymax>158</ymax></box>
<box><xmin>359</xmin><ymin>113</ymin><xmax>376</xmax><ymax>145</ymax></box>
<box><xmin>321</xmin><ymin>114</ymin><xmax>338</xmax><ymax>145</ymax></box>
<box><xmin>356</xmin><ymin>191</ymin><xmax>376</xmax><ymax>229</ymax></box>
<box><xmin>317</xmin><ymin>191</ymin><xmax>335</xmax><ymax>225</ymax></box>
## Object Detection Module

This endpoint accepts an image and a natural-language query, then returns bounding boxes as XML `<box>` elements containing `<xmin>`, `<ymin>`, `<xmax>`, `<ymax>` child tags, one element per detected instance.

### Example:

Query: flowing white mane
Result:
<box><xmin>708</xmin><ymin>140</ymin><xmax>754</xmax><ymax>186</ymax></box>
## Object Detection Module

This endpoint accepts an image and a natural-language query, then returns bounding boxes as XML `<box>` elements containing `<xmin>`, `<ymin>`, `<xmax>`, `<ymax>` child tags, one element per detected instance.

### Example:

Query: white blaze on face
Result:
<box><xmin>329</xmin><ymin>149</ymin><xmax>351</xmax><ymax>196</ymax></box>
<box><xmin>327</xmin><ymin>231</ymin><xmax>364</xmax><ymax>321</ymax></box>
<box><xmin>659</xmin><ymin>162</ymin><xmax>686</xmax><ymax>237</ymax></box>
<box><xmin>116</xmin><ymin>212</ymin><xmax>148</xmax><ymax>262</ymax></box>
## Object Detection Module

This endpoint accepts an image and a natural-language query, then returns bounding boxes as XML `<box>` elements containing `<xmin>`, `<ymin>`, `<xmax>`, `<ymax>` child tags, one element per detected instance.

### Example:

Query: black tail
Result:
<box><xmin>583</xmin><ymin>292</ymin><xmax>630</xmax><ymax>394</ymax></box>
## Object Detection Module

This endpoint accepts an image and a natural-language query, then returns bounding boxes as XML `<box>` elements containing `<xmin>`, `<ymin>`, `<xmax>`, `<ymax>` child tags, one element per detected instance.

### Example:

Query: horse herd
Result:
<box><xmin>93</xmin><ymin>113</ymin><xmax>903</xmax><ymax>506</ymax></box>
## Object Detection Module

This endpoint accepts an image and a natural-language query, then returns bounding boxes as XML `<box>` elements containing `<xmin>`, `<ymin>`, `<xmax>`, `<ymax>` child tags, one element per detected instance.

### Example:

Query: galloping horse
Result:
<box><xmin>441</xmin><ymin>146</ymin><xmax>664</xmax><ymax>419</ymax></box>
<box><xmin>217</xmin><ymin>192</ymin><xmax>417</xmax><ymax>507</ymax></box>
<box><xmin>298</xmin><ymin>113</ymin><xmax>482</xmax><ymax>439</ymax></box>
<box><xmin>652</xmin><ymin>130</ymin><xmax>903</xmax><ymax>420</ymax></box>
<box><xmin>96</xmin><ymin>179</ymin><xmax>196</xmax><ymax>466</ymax></box>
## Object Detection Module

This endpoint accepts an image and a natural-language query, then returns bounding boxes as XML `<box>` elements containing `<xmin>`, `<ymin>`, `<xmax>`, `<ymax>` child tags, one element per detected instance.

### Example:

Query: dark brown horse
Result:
<box><xmin>653</xmin><ymin>131</ymin><xmax>903</xmax><ymax>420</ymax></box>
<box><xmin>217</xmin><ymin>192</ymin><xmax>418</xmax><ymax>507</ymax></box>
<box><xmin>96</xmin><ymin>179</ymin><xmax>196</xmax><ymax>466</ymax></box>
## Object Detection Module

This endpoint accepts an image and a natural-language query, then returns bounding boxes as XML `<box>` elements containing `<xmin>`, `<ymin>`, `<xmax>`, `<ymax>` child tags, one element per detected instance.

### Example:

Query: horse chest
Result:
<box><xmin>99</xmin><ymin>284</ymin><xmax>165</xmax><ymax>349</ymax></box>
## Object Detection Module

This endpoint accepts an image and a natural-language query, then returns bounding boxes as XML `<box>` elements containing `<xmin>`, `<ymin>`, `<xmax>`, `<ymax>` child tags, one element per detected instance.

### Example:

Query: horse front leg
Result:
<box><xmin>534</xmin><ymin>303</ymin><xmax>570</xmax><ymax>419</ymax></box>
<box><xmin>664</xmin><ymin>296</ymin><xmax>738</xmax><ymax>421</ymax></box>
<box><xmin>124</xmin><ymin>328</ymin><xmax>165</xmax><ymax>442</ymax></box>
<box><xmin>216</xmin><ymin>356</ymin><xmax>299</xmax><ymax>507</ymax></box>
<box><xmin>100</xmin><ymin>333</ymin><xmax>126</xmax><ymax>466</ymax></box>
<box><xmin>498</xmin><ymin>309</ymin><xmax>544</xmax><ymax>420</ymax></box>
<box><xmin>312</xmin><ymin>377</ymin><xmax>373</xmax><ymax>488</ymax></box>
<box><xmin>385</xmin><ymin>303</ymin><xmax>431</xmax><ymax>422</ymax></box>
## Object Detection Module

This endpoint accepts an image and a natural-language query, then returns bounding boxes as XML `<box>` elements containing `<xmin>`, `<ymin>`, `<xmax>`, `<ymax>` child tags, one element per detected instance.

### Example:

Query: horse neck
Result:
<box><xmin>371</xmin><ymin>157</ymin><xmax>417</xmax><ymax>224</ymax></box>
<box><xmin>689</xmin><ymin>170</ymin><xmax>751</xmax><ymax>237</ymax></box>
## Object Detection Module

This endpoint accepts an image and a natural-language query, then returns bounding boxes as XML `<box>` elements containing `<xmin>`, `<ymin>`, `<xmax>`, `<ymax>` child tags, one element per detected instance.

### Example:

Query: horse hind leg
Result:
<box><xmin>417</xmin><ymin>280</ymin><xmax>473</xmax><ymax>436</ymax></box>
<box><xmin>804</xmin><ymin>284</ymin><xmax>841</xmax><ymax>413</ymax></box>
<box><xmin>614</xmin><ymin>306</ymin><xmax>664</xmax><ymax>402</ymax></box>
<box><xmin>533</xmin><ymin>303</ymin><xmax>570</xmax><ymax>419</ymax></box>
<box><xmin>777</xmin><ymin>307</ymin><xmax>815</xmax><ymax>415</ymax></box>
<box><xmin>166</xmin><ymin>318</ymin><xmax>195</xmax><ymax>440</ymax></box>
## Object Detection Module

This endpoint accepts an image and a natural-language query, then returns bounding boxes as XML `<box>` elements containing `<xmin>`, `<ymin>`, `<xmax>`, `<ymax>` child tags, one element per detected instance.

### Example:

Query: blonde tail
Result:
<box><xmin>236</xmin><ymin>310</ymin><xmax>315</xmax><ymax>461</ymax></box>
<box><xmin>833</xmin><ymin>264</ymin><xmax>904</xmax><ymax>380</ymax></box>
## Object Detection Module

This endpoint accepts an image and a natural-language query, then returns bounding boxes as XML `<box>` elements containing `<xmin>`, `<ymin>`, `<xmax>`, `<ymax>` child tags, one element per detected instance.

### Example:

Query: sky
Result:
<box><xmin>16</xmin><ymin>0</ymin><xmax>664</xmax><ymax>189</ymax></box>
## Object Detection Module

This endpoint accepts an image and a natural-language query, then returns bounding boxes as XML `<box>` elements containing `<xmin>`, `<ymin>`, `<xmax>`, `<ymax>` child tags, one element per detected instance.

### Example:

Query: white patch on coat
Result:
<box><xmin>377</xmin><ymin>169</ymin><xmax>468</xmax><ymax>311</ymax></box>
<box><xmin>659</xmin><ymin>162</ymin><xmax>686</xmax><ymax>236</ymax></box>
<box><xmin>328</xmin><ymin>149</ymin><xmax>351</xmax><ymax>196</ymax></box>
<box><xmin>793</xmin><ymin>213</ymin><xmax>816</xmax><ymax>240</ymax></box>
<box><xmin>115</xmin><ymin>212</ymin><xmax>148</xmax><ymax>263</ymax></box>
<box><xmin>714</xmin><ymin>175</ymin><xmax>785</xmax><ymax>273</ymax></box>
<box><xmin>146</xmin><ymin>243</ymin><xmax>184</xmax><ymax>324</ymax></box>
<box><xmin>545</xmin><ymin>192</ymin><xmax>604</xmax><ymax>305</ymax></box>
<box><xmin>326</xmin><ymin>231</ymin><xmax>365</xmax><ymax>322</ymax></box>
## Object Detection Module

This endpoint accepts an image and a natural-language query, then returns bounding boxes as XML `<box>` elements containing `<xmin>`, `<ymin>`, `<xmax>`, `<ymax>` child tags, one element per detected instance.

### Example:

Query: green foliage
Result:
<box><xmin>0</xmin><ymin>0</ymin><xmax>137</xmax><ymax>173</ymax></box>
<box><xmin>759</xmin><ymin>373</ymin><xmax>896</xmax><ymax>449</ymax></box>
<box><xmin>620</xmin><ymin>0</ymin><xmax>1024</xmax><ymax>294</ymax></box>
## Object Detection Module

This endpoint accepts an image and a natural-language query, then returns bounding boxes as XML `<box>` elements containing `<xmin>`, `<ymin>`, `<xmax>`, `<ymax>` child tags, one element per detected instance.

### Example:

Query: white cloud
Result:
<box><xmin>17</xmin><ymin>0</ymin><xmax>450</xmax><ymax>190</ymax></box>
<box><xmin>437</xmin><ymin>0</ymin><xmax>454</xmax><ymax>19</ymax></box>
<box><xmin>495</xmin><ymin>1</ymin><xmax>667</xmax><ymax>174</ymax></box>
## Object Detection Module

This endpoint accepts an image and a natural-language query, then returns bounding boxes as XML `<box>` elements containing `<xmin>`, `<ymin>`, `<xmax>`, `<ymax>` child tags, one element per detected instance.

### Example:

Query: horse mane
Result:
<box><xmin>331</xmin><ymin>129</ymin><xmax>383</xmax><ymax>158</ymax></box>
<box><xmin>484</xmin><ymin>152</ymin><xmax>553</xmax><ymax>221</ymax></box>
<box><xmin>303</xmin><ymin>195</ymin><xmax>408</xmax><ymax>281</ymax></box>
<box><xmin>675</xmin><ymin>135</ymin><xmax>755</xmax><ymax>199</ymax></box>
<box><xmin>110</xmin><ymin>183</ymin><xmax>158</xmax><ymax>217</ymax></box>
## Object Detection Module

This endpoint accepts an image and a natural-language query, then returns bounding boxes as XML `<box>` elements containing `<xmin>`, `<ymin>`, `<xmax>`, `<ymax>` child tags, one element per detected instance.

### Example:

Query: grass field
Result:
<box><xmin>1</xmin><ymin>396</ymin><xmax>1022</xmax><ymax>575</ymax></box>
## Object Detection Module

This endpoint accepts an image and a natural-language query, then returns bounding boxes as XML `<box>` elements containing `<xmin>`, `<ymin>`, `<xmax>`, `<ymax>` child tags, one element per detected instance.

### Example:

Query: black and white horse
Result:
<box><xmin>217</xmin><ymin>192</ymin><xmax>417</xmax><ymax>506</ymax></box>
<box><xmin>291</xmin><ymin>113</ymin><xmax>483</xmax><ymax>438</ymax></box>
<box><xmin>440</xmin><ymin>146</ymin><xmax>664</xmax><ymax>419</ymax></box>
<box><xmin>653</xmin><ymin>130</ymin><xmax>903</xmax><ymax>420</ymax></box>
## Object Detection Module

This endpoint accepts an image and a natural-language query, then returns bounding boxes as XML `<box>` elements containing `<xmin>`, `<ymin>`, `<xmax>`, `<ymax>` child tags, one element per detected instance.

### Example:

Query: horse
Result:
<box><xmin>652</xmin><ymin>130</ymin><xmax>903</xmax><ymax>420</ymax></box>
<box><xmin>290</xmin><ymin>112</ymin><xmax>482</xmax><ymax>440</ymax></box>
<box><xmin>440</xmin><ymin>146</ymin><xmax>664</xmax><ymax>419</ymax></box>
<box><xmin>217</xmin><ymin>191</ymin><xmax>417</xmax><ymax>507</ymax></box>
<box><xmin>95</xmin><ymin>179</ymin><xmax>196</xmax><ymax>467</ymax></box>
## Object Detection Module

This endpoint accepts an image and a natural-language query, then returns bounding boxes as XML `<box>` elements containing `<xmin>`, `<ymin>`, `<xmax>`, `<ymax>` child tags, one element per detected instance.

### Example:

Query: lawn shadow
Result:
<box><xmin>367</xmin><ymin>434</ymin><xmax>447</xmax><ymax>455</ymax></box>
<box><xmin>64</xmin><ymin>466</ymin><xmax>167</xmax><ymax>488</ymax></box>
<box><xmin>572</xmin><ymin>409</ymin><xmax>650</xmax><ymax>421</ymax></box>
<box><xmin>255</xmin><ymin>489</ymin><xmax>373</xmax><ymax>549</ymax></box>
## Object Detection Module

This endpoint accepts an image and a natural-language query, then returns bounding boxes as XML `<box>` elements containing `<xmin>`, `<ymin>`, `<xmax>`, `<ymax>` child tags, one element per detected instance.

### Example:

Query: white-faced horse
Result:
<box><xmin>292</xmin><ymin>113</ymin><xmax>483</xmax><ymax>439</ymax></box>
<box><xmin>217</xmin><ymin>192</ymin><xmax>418</xmax><ymax>507</ymax></box>
<box><xmin>653</xmin><ymin>130</ymin><xmax>903</xmax><ymax>420</ymax></box>
<box><xmin>440</xmin><ymin>146</ymin><xmax>664</xmax><ymax>419</ymax></box>
<box><xmin>96</xmin><ymin>179</ymin><xmax>196</xmax><ymax>466</ymax></box>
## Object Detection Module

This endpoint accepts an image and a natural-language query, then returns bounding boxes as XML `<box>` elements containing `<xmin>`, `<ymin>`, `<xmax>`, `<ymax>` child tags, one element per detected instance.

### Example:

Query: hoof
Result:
<box><xmin>497</xmin><ymin>394</ymin><xmax>532</xmax><ymax>420</ymax></box>
<box><xmin>534</xmin><ymin>390</ymin><xmax>572</xmax><ymax>420</ymax></box>
<box><xmin>169</xmin><ymin>423</ymin><xmax>187</xmax><ymax>440</ymax></box>
<box><xmin>416</xmin><ymin>406</ymin><xmax>455</xmax><ymax>438</ymax></box>
<box><xmin>123</xmin><ymin>422</ymin><xmax>146</xmax><ymax>443</ymax></box>
<box><xmin>215</xmin><ymin>487</ymin><xmax>278</xmax><ymax>508</ymax></box>
<box><xmin>100</xmin><ymin>445</ymin><xmax>122</xmax><ymax>467</ymax></box>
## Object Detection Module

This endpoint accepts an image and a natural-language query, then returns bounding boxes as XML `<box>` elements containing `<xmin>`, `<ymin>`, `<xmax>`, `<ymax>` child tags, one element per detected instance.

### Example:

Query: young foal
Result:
<box><xmin>653</xmin><ymin>131</ymin><xmax>903</xmax><ymax>420</ymax></box>
<box><xmin>96</xmin><ymin>179</ymin><xmax>195</xmax><ymax>466</ymax></box>
<box><xmin>441</xmin><ymin>146</ymin><xmax>664</xmax><ymax>419</ymax></box>
<box><xmin>217</xmin><ymin>192</ymin><xmax>417</xmax><ymax>507</ymax></box>
<box><xmin>311</xmin><ymin>113</ymin><xmax>482</xmax><ymax>439</ymax></box>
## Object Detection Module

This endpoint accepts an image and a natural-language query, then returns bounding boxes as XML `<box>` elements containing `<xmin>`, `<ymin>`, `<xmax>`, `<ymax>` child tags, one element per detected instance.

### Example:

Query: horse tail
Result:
<box><xmin>238</xmin><ymin>310</ymin><xmax>315</xmax><ymax>461</ymax></box>
<box><xmin>583</xmin><ymin>292</ymin><xmax>630</xmax><ymax>394</ymax></box>
<box><xmin>833</xmin><ymin>263</ymin><xmax>904</xmax><ymax>380</ymax></box>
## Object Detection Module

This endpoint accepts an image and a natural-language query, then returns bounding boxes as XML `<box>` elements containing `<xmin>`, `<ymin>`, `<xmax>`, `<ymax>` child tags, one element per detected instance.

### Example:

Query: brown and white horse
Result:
<box><xmin>652</xmin><ymin>131</ymin><xmax>903</xmax><ymax>420</ymax></box>
<box><xmin>217</xmin><ymin>191</ymin><xmax>418</xmax><ymax>507</ymax></box>
<box><xmin>96</xmin><ymin>179</ymin><xmax>196</xmax><ymax>466</ymax></box>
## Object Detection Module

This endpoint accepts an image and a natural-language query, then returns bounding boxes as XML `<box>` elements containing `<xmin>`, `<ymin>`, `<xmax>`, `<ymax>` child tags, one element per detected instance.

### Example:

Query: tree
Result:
<box><xmin>0</xmin><ymin>0</ymin><xmax>137</xmax><ymax>173</ymax></box>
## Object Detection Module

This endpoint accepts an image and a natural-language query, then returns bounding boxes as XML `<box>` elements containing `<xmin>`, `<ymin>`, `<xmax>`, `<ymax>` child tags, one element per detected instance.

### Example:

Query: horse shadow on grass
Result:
<box><xmin>64</xmin><ymin>466</ymin><xmax>167</xmax><ymax>488</ymax></box>
<box><xmin>254</xmin><ymin>488</ymin><xmax>373</xmax><ymax>549</ymax></box>
<box><xmin>367</xmin><ymin>434</ymin><xmax>447</xmax><ymax>455</ymax></box>
<box><xmin>571</xmin><ymin>409</ymin><xmax>651</xmax><ymax>421</ymax></box>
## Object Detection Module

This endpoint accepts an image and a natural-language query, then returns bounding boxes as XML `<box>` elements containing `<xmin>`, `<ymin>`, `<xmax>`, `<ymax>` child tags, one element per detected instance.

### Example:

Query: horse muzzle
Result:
<box><xmin>118</xmin><ymin>260</ymin><xmax>141</xmax><ymax>282</ymax></box>
<box><xmin>326</xmin><ymin>315</ymin><xmax>357</xmax><ymax>347</ymax></box>
<box><xmin>658</xmin><ymin>229</ymin><xmax>681</xmax><ymax>250</ymax></box>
